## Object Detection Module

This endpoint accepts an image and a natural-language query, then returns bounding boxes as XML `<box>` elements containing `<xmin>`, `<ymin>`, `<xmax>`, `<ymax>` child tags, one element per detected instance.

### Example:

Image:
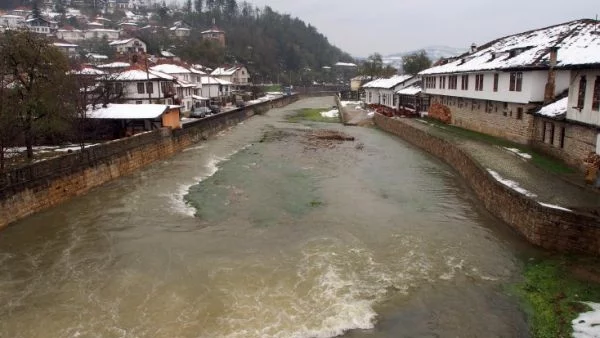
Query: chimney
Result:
<box><xmin>544</xmin><ymin>47</ymin><xmax>559</xmax><ymax>104</ymax></box>
<box><xmin>490</xmin><ymin>52</ymin><xmax>496</xmax><ymax>61</ymax></box>
<box><xmin>470</xmin><ymin>43</ymin><xmax>477</xmax><ymax>53</ymax></box>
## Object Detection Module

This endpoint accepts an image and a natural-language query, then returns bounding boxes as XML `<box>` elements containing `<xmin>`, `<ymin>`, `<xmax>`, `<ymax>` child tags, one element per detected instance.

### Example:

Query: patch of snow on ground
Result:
<box><xmin>573</xmin><ymin>302</ymin><xmax>600</xmax><ymax>338</ymax></box>
<box><xmin>320</xmin><ymin>109</ymin><xmax>339</xmax><ymax>118</ymax></box>
<box><xmin>503</xmin><ymin>147</ymin><xmax>533</xmax><ymax>160</ymax></box>
<box><xmin>539</xmin><ymin>202</ymin><xmax>572</xmax><ymax>212</ymax></box>
<box><xmin>341</xmin><ymin>101</ymin><xmax>362</xmax><ymax>107</ymax></box>
<box><xmin>487</xmin><ymin>169</ymin><xmax>538</xmax><ymax>198</ymax></box>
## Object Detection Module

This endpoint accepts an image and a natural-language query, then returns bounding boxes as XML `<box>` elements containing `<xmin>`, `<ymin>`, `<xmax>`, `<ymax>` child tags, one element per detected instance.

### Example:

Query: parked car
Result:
<box><xmin>209</xmin><ymin>105</ymin><xmax>221</xmax><ymax>114</ymax></box>
<box><xmin>190</xmin><ymin>106</ymin><xmax>211</xmax><ymax>118</ymax></box>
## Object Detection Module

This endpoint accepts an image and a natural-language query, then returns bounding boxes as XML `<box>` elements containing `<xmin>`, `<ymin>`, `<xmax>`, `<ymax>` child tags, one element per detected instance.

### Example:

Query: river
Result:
<box><xmin>0</xmin><ymin>97</ymin><xmax>535</xmax><ymax>337</ymax></box>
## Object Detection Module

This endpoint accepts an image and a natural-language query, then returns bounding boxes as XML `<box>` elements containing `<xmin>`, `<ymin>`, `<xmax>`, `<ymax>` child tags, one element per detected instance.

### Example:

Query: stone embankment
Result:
<box><xmin>374</xmin><ymin>113</ymin><xmax>600</xmax><ymax>255</ymax></box>
<box><xmin>0</xmin><ymin>95</ymin><xmax>298</xmax><ymax>229</ymax></box>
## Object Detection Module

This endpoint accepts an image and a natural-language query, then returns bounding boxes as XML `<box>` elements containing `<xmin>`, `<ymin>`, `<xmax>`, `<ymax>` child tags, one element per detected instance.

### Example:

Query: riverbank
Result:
<box><xmin>0</xmin><ymin>95</ymin><xmax>298</xmax><ymax>230</ymax></box>
<box><xmin>373</xmin><ymin>113</ymin><xmax>600</xmax><ymax>255</ymax></box>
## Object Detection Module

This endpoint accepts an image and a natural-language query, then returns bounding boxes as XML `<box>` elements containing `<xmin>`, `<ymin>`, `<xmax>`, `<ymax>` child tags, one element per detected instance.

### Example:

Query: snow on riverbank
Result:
<box><xmin>340</xmin><ymin>100</ymin><xmax>362</xmax><ymax>107</ymax></box>
<box><xmin>487</xmin><ymin>169</ymin><xmax>537</xmax><ymax>198</ymax></box>
<box><xmin>487</xmin><ymin>169</ymin><xmax>572</xmax><ymax>211</ymax></box>
<box><xmin>320</xmin><ymin>109</ymin><xmax>339</xmax><ymax>118</ymax></box>
<box><xmin>503</xmin><ymin>147</ymin><xmax>532</xmax><ymax>160</ymax></box>
<box><xmin>573</xmin><ymin>302</ymin><xmax>600</xmax><ymax>338</ymax></box>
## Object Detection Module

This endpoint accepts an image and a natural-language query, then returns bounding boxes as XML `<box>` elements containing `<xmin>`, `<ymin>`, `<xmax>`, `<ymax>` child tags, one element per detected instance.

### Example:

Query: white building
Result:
<box><xmin>417</xmin><ymin>20</ymin><xmax>592</xmax><ymax>143</ymax></box>
<box><xmin>105</xmin><ymin>68</ymin><xmax>176</xmax><ymax>105</ymax></box>
<box><xmin>200</xmin><ymin>76</ymin><xmax>232</xmax><ymax>100</ymax></box>
<box><xmin>56</xmin><ymin>28</ymin><xmax>85</xmax><ymax>41</ymax></box>
<box><xmin>26</xmin><ymin>17</ymin><xmax>52</xmax><ymax>35</ymax></box>
<box><xmin>211</xmin><ymin>66</ymin><xmax>250</xmax><ymax>86</ymax></box>
<box><xmin>85</xmin><ymin>28</ymin><xmax>120</xmax><ymax>41</ymax></box>
<box><xmin>0</xmin><ymin>15</ymin><xmax>26</xmax><ymax>30</ymax></box>
<box><xmin>150</xmin><ymin>63</ymin><xmax>201</xmax><ymax>113</ymax></box>
<box><xmin>53</xmin><ymin>42</ymin><xmax>79</xmax><ymax>58</ymax></box>
<box><xmin>109</xmin><ymin>38</ymin><xmax>146</xmax><ymax>54</ymax></box>
<box><xmin>361</xmin><ymin>75</ymin><xmax>414</xmax><ymax>109</ymax></box>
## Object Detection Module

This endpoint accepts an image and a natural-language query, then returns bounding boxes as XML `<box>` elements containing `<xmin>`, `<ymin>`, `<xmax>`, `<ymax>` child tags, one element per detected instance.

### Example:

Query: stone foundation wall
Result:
<box><xmin>374</xmin><ymin>113</ymin><xmax>600</xmax><ymax>255</ymax></box>
<box><xmin>0</xmin><ymin>95</ymin><xmax>298</xmax><ymax>229</ymax></box>
<box><xmin>429</xmin><ymin>95</ymin><xmax>536</xmax><ymax>144</ymax></box>
<box><xmin>531</xmin><ymin>117</ymin><xmax>599</xmax><ymax>170</ymax></box>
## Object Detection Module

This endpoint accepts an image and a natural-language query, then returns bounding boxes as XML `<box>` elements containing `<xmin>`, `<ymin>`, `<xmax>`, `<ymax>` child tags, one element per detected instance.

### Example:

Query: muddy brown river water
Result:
<box><xmin>0</xmin><ymin>97</ymin><xmax>537</xmax><ymax>337</ymax></box>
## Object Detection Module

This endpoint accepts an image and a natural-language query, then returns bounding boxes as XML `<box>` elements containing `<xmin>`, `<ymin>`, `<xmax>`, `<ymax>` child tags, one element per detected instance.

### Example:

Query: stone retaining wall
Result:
<box><xmin>0</xmin><ymin>95</ymin><xmax>298</xmax><ymax>230</ymax></box>
<box><xmin>374</xmin><ymin>113</ymin><xmax>600</xmax><ymax>255</ymax></box>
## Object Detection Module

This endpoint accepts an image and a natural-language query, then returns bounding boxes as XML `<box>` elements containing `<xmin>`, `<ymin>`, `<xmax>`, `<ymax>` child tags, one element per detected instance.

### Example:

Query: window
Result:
<box><xmin>137</xmin><ymin>82</ymin><xmax>145</xmax><ymax>94</ymax></box>
<box><xmin>368</xmin><ymin>91</ymin><xmax>372</xmax><ymax>102</ymax></box>
<box><xmin>440</xmin><ymin>76</ymin><xmax>446</xmax><ymax>89</ymax></box>
<box><xmin>509</xmin><ymin>72</ymin><xmax>523</xmax><ymax>92</ymax></box>
<box><xmin>493</xmin><ymin>73</ymin><xmax>499</xmax><ymax>92</ymax></box>
<box><xmin>577</xmin><ymin>76</ymin><xmax>587</xmax><ymax>109</ymax></box>
<box><xmin>594</xmin><ymin>77</ymin><xmax>600</xmax><ymax>111</ymax></box>
<box><xmin>136</xmin><ymin>100</ymin><xmax>143</xmax><ymax>104</ymax></box>
<box><xmin>475</xmin><ymin>74</ymin><xmax>484</xmax><ymax>91</ymax></box>
<box><xmin>449</xmin><ymin>75</ymin><xmax>458</xmax><ymax>90</ymax></box>
<box><xmin>549</xmin><ymin>123</ymin><xmax>555</xmax><ymax>145</ymax></box>
<box><xmin>559</xmin><ymin>127</ymin><xmax>565</xmax><ymax>148</ymax></box>
<box><xmin>146</xmin><ymin>82</ymin><xmax>153</xmax><ymax>94</ymax></box>
<box><xmin>115</xmin><ymin>83</ymin><xmax>123</xmax><ymax>94</ymax></box>
<box><xmin>461</xmin><ymin>75</ymin><xmax>469</xmax><ymax>90</ymax></box>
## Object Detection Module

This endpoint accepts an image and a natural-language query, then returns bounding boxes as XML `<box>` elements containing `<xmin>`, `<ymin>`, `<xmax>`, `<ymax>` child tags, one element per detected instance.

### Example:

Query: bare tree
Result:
<box><xmin>0</xmin><ymin>30</ymin><xmax>77</xmax><ymax>160</ymax></box>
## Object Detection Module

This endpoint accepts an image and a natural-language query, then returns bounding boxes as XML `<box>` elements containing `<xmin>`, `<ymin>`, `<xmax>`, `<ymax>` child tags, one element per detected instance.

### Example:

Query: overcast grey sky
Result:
<box><xmin>241</xmin><ymin>0</ymin><xmax>599</xmax><ymax>57</ymax></box>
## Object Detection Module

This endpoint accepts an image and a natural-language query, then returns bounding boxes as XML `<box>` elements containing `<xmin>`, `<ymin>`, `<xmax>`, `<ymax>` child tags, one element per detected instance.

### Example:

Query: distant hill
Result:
<box><xmin>383</xmin><ymin>45</ymin><xmax>466</xmax><ymax>72</ymax></box>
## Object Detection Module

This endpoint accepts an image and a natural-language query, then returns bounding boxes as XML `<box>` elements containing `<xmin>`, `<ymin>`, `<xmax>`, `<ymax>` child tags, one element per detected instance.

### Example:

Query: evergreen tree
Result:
<box><xmin>194</xmin><ymin>0</ymin><xmax>203</xmax><ymax>12</ymax></box>
<box><xmin>31</xmin><ymin>1</ymin><xmax>41</xmax><ymax>19</ymax></box>
<box><xmin>402</xmin><ymin>50</ymin><xmax>432</xmax><ymax>75</ymax></box>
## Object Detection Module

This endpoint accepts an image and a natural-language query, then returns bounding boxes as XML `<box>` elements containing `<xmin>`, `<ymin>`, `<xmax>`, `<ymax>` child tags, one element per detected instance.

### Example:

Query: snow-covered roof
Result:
<box><xmin>201</xmin><ymin>76</ymin><xmax>232</xmax><ymax>85</ymax></box>
<box><xmin>201</xmin><ymin>28</ymin><xmax>224</xmax><ymax>34</ymax></box>
<box><xmin>192</xmin><ymin>95</ymin><xmax>209</xmax><ymax>100</ymax></box>
<box><xmin>87</xmin><ymin>28</ymin><xmax>119</xmax><ymax>33</ymax></box>
<box><xmin>362</xmin><ymin>75</ymin><xmax>413</xmax><ymax>89</ymax></box>
<box><xmin>421</xmin><ymin>19</ymin><xmax>600</xmax><ymax>75</ymax></box>
<box><xmin>111</xmin><ymin>69</ymin><xmax>174</xmax><ymax>81</ymax></box>
<box><xmin>53</xmin><ymin>42</ymin><xmax>78</xmax><ymax>48</ymax></box>
<box><xmin>69</xmin><ymin>67</ymin><xmax>105</xmax><ymax>75</ymax></box>
<box><xmin>97</xmin><ymin>62</ymin><xmax>130</xmax><ymax>69</ymax></box>
<box><xmin>335</xmin><ymin>62</ymin><xmax>358</xmax><ymax>67</ymax></box>
<box><xmin>160</xmin><ymin>50</ymin><xmax>176</xmax><ymax>57</ymax></box>
<box><xmin>86</xmin><ymin>104</ymin><xmax>172</xmax><ymax>119</ymax></box>
<box><xmin>211</xmin><ymin>67</ymin><xmax>239</xmax><ymax>76</ymax></box>
<box><xmin>150</xmin><ymin>64</ymin><xmax>191</xmax><ymax>74</ymax></box>
<box><xmin>536</xmin><ymin>97</ymin><xmax>568</xmax><ymax>119</ymax></box>
<box><xmin>87</xmin><ymin>53</ymin><xmax>108</xmax><ymax>60</ymax></box>
<box><xmin>109</xmin><ymin>38</ymin><xmax>143</xmax><ymax>46</ymax></box>
<box><xmin>396</xmin><ymin>84</ymin><xmax>422</xmax><ymax>96</ymax></box>
<box><xmin>190</xmin><ymin>68</ymin><xmax>206</xmax><ymax>75</ymax></box>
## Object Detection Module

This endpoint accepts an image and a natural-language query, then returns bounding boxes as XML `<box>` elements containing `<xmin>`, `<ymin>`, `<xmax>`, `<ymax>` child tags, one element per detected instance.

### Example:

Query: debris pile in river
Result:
<box><xmin>303</xmin><ymin>130</ymin><xmax>355</xmax><ymax>151</ymax></box>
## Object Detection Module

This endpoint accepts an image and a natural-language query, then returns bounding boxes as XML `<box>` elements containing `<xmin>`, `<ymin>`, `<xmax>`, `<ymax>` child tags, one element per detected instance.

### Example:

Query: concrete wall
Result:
<box><xmin>0</xmin><ymin>95</ymin><xmax>298</xmax><ymax>230</ymax></box>
<box><xmin>374</xmin><ymin>113</ymin><xmax>600</xmax><ymax>255</ymax></box>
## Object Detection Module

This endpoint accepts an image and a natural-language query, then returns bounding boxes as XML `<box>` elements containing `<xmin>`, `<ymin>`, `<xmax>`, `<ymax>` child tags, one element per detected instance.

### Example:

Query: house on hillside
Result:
<box><xmin>56</xmin><ymin>27</ymin><xmax>85</xmax><ymax>41</ymax></box>
<box><xmin>201</xmin><ymin>26</ymin><xmax>225</xmax><ymax>47</ymax></box>
<box><xmin>26</xmin><ymin>17</ymin><xmax>52</xmax><ymax>35</ymax></box>
<box><xmin>211</xmin><ymin>66</ymin><xmax>250</xmax><ymax>87</ymax></box>
<box><xmin>361</xmin><ymin>75</ymin><xmax>416</xmax><ymax>111</ymax></box>
<box><xmin>53</xmin><ymin>41</ymin><xmax>79</xmax><ymax>58</ymax></box>
<box><xmin>150</xmin><ymin>63</ymin><xmax>200</xmax><ymax>113</ymax></box>
<box><xmin>103</xmin><ymin>67</ymin><xmax>177</xmax><ymax>105</ymax></box>
<box><xmin>200</xmin><ymin>76</ymin><xmax>232</xmax><ymax>101</ymax></box>
<box><xmin>109</xmin><ymin>38</ymin><xmax>147</xmax><ymax>54</ymax></box>
<box><xmin>0</xmin><ymin>14</ymin><xmax>26</xmax><ymax>30</ymax></box>
<box><xmin>85</xmin><ymin>28</ymin><xmax>120</xmax><ymax>41</ymax></box>
<box><xmin>169</xmin><ymin>21</ymin><xmax>191</xmax><ymax>38</ymax></box>
<box><xmin>417</xmin><ymin>20</ymin><xmax>600</xmax><ymax>144</ymax></box>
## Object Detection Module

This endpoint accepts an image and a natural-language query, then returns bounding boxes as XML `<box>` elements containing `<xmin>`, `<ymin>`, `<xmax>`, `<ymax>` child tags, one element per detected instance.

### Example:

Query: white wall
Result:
<box><xmin>567</xmin><ymin>69</ymin><xmax>600</xmax><ymax>127</ymax></box>
<box><xmin>423</xmin><ymin>70</ymin><xmax>570</xmax><ymax>104</ymax></box>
